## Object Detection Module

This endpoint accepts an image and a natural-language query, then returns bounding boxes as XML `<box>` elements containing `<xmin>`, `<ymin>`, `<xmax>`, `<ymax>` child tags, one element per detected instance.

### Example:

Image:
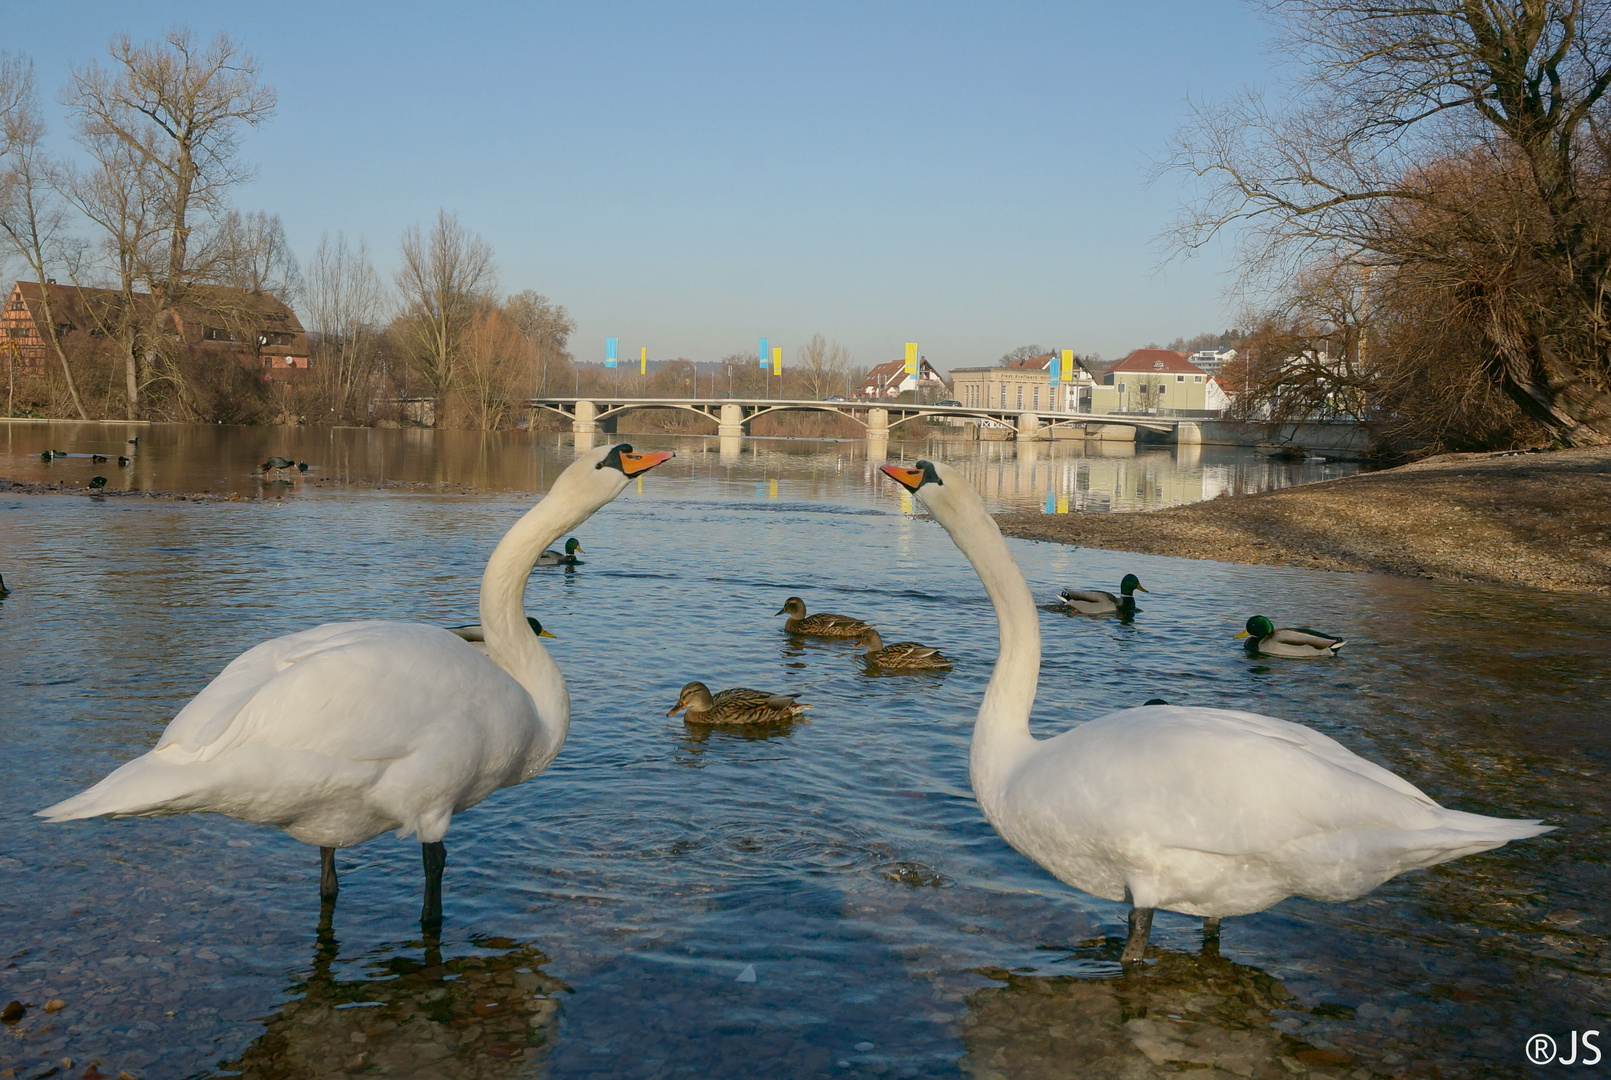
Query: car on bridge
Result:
<box><xmin>934</xmin><ymin>399</ymin><xmax>961</xmax><ymax>407</ymax></box>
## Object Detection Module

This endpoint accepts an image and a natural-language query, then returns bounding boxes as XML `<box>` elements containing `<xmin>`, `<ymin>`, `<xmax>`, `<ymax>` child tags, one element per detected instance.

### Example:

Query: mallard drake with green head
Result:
<box><xmin>1059</xmin><ymin>574</ymin><xmax>1147</xmax><ymax>614</ymax></box>
<box><xmin>1236</xmin><ymin>616</ymin><xmax>1346</xmax><ymax>658</ymax></box>
<box><xmin>536</xmin><ymin>537</ymin><xmax>584</xmax><ymax>566</ymax></box>
<box><xmin>447</xmin><ymin>617</ymin><xmax>555</xmax><ymax>656</ymax></box>
<box><xmin>668</xmin><ymin>681</ymin><xmax>809</xmax><ymax>726</ymax></box>
<box><xmin>776</xmin><ymin>596</ymin><xmax>871</xmax><ymax>637</ymax></box>
<box><xmin>860</xmin><ymin>628</ymin><xmax>952</xmax><ymax>670</ymax></box>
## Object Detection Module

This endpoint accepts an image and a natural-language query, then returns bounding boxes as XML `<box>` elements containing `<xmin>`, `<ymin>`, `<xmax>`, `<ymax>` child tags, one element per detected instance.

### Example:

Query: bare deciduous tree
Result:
<box><xmin>67</xmin><ymin>29</ymin><xmax>276</xmax><ymax>301</ymax></box>
<box><xmin>394</xmin><ymin>211</ymin><xmax>496</xmax><ymax>422</ymax></box>
<box><xmin>0</xmin><ymin>54</ymin><xmax>88</xmax><ymax>419</ymax></box>
<box><xmin>306</xmin><ymin>231</ymin><xmax>386</xmax><ymax>420</ymax></box>
<box><xmin>504</xmin><ymin>290</ymin><xmax>574</xmax><ymax>398</ymax></box>
<box><xmin>1164</xmin><ymin>0</ymin><xmax>1611</xmax><ymax>447</ymax></box>
<box><xmin>455</xmin><ymin>306</ymin><xmax>530</xmax><ymax>430</ymax></box>
<box><xmin>61</xmin><ymin>125</ymin><xmax>166</xmax><ymax>417</ymax></box>
<box><xmin>211</xmin><ymin>209</ymin><xmax>302</xmax><ymax>302</ymax></box>
<box><xmin>794</xmin><ymin>332</ymin><xmax>853</xmax><ymax>400</ymax></box>
<box><xmin>997</xmin><ymin>344</ymin><xmax>1046</xmax><ymax>367</ymax></box>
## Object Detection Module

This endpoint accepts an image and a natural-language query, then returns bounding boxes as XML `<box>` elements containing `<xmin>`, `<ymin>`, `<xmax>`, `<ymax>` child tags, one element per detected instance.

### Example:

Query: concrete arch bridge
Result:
<box><xmin>525</xmin><ymin>397</ymin><xmax>1208</xmax><ymax>443</ymax></box>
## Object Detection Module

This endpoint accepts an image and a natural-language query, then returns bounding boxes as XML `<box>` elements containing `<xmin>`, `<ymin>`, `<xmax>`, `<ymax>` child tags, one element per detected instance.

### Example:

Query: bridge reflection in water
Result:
<box><xmin>529</xmin><ymin>396</ymin><xmax>1208</xmax><ymax>444</ymax></box>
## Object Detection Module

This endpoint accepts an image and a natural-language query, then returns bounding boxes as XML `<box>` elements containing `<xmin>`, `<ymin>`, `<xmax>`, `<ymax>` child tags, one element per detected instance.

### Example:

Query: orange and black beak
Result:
<box><xmin>619</xmin><ymin>450</ymin><xmax>675</xmax><ymax>477</ymax></box>
<box><xmin>881</xmin><ymin>464</ymin><xmax>926</xmax><ymax>492</ymax></box>
<box><xmin>667</xmin><ymin>696</ymin><xmax>689</xmax><ymax>717</ymax></box>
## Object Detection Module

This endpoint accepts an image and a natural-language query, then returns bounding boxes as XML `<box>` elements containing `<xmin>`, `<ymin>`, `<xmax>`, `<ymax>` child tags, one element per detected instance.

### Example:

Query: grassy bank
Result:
<box><xmin>995</xmin><ymin>447</ymin><xmax>1611</xmax><ymax>596</ymax></box>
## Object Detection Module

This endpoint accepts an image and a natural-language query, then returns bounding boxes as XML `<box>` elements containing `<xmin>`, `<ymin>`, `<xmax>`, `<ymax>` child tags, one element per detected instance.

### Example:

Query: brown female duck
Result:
<box><xmin>668</xmin><ymin>681</ymin><xmax>809</xmax><ymax>726</ymax></box>
<box><xmin>775</xmin><ymin>596</ymin><xmax>871</xmax><ymax>638</ymax></box>
<box><xmin>859</xmin><ymin>629</ymin><xmax>952</xmax><ymax>670</ymax></box>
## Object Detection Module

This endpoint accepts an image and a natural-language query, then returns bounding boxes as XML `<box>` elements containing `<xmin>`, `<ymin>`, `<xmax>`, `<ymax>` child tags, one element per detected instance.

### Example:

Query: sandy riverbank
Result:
<box><xmin>995</xmin><ymin>447</ymin><xmax>1611</xmax><ymax>596</ymax></box>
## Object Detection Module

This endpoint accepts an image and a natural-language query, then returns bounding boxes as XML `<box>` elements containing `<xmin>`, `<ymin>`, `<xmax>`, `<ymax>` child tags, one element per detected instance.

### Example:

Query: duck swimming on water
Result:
<box><xmin>776</xmin><ymin>596</ymin><xmax>871</xmax><ymax>638</ymax></box>
<box><xmin>668</xmin><ymin>682</ymin><xmax>809</xmax><ymax>727</ymax></box>
<box><xmin>1237</xmin><ymin>616</ymin><xmax>1346</xmax><ymax>658</ymax></box>
<box><xmin>536</xmin><ymin>537</ymin><xmax>584</xmax><ymax>566</ymax></box>
<box><xmin>1059</xmin><ymin>574</ymin><xmax>1147</xmax><ymax>615</ymax></box>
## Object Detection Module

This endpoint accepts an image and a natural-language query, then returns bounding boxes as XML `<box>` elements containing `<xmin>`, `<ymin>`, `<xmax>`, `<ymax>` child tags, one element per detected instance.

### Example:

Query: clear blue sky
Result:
<box><xmin>13</xmin><ymin>2</ymin><xmax>1270</xmax><ymax>373</ymax></box>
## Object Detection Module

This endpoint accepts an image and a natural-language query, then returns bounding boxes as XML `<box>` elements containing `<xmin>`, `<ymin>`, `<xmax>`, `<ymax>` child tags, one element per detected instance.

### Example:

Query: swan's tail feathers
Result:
<box><xmin>36</xmin><ymin>754</ymin><xmax>216</xmax><ymax>822</ymax></box>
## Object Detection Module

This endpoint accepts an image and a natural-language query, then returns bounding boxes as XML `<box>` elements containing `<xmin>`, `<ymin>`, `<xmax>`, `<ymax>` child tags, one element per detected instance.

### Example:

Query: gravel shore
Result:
<box><xmin>995</xmin><ymin>447</ymin><xmax>1611</xmax><ymax>596</ymax></box>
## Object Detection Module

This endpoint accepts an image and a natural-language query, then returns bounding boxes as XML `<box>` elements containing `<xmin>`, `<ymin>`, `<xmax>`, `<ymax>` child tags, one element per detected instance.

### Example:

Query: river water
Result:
<box><xmin>1</xmin><ymin>424</ymin><xmax>1604</xmax><ymax>1079</ymax></box>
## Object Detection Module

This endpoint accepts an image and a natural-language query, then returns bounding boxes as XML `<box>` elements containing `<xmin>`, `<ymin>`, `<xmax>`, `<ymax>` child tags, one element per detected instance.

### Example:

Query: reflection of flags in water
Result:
<box><xmin>759</xmin><ymin>338</ymin><xmax>769</xmax><ymax>369</ymax></box>
<box><xmin>1057</xmin><ymin>494</ymin><xmax>1069</xmax><ymax>514</ymax></box>
<box><xmin>899</xmin><ymin>491</ymin><xmax>914</xmax><ymax>515</ymax></box>
<box><xmin>1045</xmin><ymin>490</ymin><xmax>1055</xmax><ymax>514</ymax></box>
<box><xmin>606</xmin><ymin>337</ymin><xmax>618</xmax><ymax>369</ymax></box>
<box><xmin>769</xmin><ymin>478</ymin><xmax>778</xmax><ymax>498</ymax></box>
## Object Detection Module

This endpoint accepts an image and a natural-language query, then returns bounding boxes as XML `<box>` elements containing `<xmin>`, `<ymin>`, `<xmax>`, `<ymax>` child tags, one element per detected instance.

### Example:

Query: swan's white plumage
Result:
<box><xmin>39</xmin><ymin>443</ymin><xmax>655</xmax><ymax>851</ymax></box>
<box><xmin>895</xmin><ymin>459</ymin><xmax>1550</xmax><ymax>920</ymax></box>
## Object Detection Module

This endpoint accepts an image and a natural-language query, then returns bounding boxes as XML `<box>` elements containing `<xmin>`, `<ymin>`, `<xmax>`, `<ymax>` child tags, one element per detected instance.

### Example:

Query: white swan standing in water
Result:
<box><xmin>880</xmin><ymin>460</ymin><xmax>1551</xmax><ymax>961</ymax></box>
<box><xmin>39</xmin><ymin>443</ymin><xmax>674</xmax><ymax>928</ymax></box>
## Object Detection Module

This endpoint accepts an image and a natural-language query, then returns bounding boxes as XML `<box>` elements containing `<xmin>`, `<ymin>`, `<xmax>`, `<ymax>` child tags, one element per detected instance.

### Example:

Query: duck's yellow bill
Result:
<box><xmin>1234</xmin><ymin>630</ymin><xmax>1251</xmax><ymax>639</ymax></box>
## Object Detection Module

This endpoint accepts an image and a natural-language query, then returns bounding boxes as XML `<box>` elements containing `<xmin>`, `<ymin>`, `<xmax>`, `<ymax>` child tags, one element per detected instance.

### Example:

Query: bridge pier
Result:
<box><xmin>865</xmin><ymin>407</ymin><xmax>890</xmax><ymax>438</ymax></box>
<box><xmin>1017</xmin><ymin>411</ymin><xmax>1048</xmax><ymax>441</ymax></box>
<box><xmin>718</xmin><ymin>402</ymin><xmax>747</xmax><ymax>438</ymax></box>
<box><xmin>1174</xmin><ymin>421</ymin><xmax>1202</xmax><ymax>446</ymax></box>
<box><xmin>572</xmin><ymin>399</ymin><xmax>599</xmax><ymax>435</ymax></box>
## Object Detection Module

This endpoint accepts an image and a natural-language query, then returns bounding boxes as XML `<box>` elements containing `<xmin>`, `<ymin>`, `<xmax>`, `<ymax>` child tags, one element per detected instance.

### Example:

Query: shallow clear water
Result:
<box><xmin>0</xmin><ymin>430</ymin><xmax>1604</xmax><ymax>1079</ymax></box>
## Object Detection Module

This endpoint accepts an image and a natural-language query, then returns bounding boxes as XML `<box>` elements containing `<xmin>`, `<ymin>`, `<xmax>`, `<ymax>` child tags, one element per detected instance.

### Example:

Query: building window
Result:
<box><xmin>1159</xmin><ymin>384</ymin><xmax>1167</xmax><ymax>395</ymax></box>
<box><xmin>1177</xmin><ymin>374</ymin><xmax>1185</xmax><ymax>382</ymax></box>
<box><xmin>1016</xmin><ymin>386</ymin><xmax>1023</xmax><ymax>409</ymax></box>
<box><xmin>1033</xmin><ymin>386</ymin><xmax>1039</xmax><ymax>409</ymax></box>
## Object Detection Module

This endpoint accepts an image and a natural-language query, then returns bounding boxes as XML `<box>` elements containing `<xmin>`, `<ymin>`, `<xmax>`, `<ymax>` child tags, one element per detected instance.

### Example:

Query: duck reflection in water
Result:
<box><xmin>221</xmin><ymin>919</ymin><xmax>568</xmax><ymax>1079</ymax></box>
<box><xmin>961</xmin><ymin>944</ymin><xmax>1358</xmax><ymax>1080</ymax></box>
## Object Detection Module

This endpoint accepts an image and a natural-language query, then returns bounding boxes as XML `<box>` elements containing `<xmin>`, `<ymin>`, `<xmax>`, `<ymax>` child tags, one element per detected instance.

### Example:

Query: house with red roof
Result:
<box><xmin>1101</xmin><ymin>349</ymin><xmax>1215</xmax><ymax>413</ymax></box>
<box><xmin>855</xmin><ymin>354</ymin><xmax>948</xmax><ymax>399</ymax></box>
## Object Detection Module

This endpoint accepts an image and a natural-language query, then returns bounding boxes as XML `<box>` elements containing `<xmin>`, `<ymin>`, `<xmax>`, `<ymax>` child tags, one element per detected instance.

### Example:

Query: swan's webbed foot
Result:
<box><xmin>1202</xmin><ymin>916</ymin><xmax>1221</xmax><ymax>957</ymax></box>
<box><xmin>421</xmin><ymin>841</ymin><xmax>446</xmax><ymax>929</ymax></box>
<box><xmin>319</xmin><ymin>846</ymin><xmax>339</xmax><ymax>901</ymax></box>
<box><xmin>1121</xmin><ymin>906</ymin><xmax>1153</xmax><ymax>964</ymax></box>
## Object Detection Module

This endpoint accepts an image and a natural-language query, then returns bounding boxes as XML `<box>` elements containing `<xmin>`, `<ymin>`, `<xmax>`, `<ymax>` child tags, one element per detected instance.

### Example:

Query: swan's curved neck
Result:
<box><xmin>927</xmin><ymin>487</ymin><xmax>1040</xmax><ymax>808</ymax></box>
<box><xmin>478</xmin><ymin>488</ymin><xmax>594</xmax><ymax>760</ymax></box>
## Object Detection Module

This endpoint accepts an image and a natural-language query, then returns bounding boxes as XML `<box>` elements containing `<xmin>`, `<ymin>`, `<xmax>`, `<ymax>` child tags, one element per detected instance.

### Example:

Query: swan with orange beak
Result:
<box><xmin>882</xmin><ymin>459</ymin><xmax>1548</xmax><ymax>963</ymax></box>
<box><xmin>41</xmin><ymin>443</ymin><xmax>674</xmax><ymax>930</ymax></box>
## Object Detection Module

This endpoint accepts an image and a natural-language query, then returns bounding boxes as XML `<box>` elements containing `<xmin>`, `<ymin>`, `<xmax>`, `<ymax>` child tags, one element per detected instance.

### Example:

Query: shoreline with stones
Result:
<box><xmin>994</xmin><ymin>446</ymin><xmax>1611</xmax><ymax>596</ymax></box>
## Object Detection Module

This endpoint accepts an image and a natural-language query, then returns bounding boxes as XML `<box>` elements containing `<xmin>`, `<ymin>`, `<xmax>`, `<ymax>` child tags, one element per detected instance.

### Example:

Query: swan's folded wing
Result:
<box><xmin>1035</xmin><ymin>707</ymin><xmax>1446</xmax><ymax>857</ymax></box>
<box><xmin>153</xmin><ymin>622</ymin><xmax>488</xmax><ymax>764</ymax></box>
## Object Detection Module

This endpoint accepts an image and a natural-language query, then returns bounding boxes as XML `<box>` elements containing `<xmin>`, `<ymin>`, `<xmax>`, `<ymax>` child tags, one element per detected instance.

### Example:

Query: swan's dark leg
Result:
<box><xmin>1121</xmin><ymin>906</ymin><xmax>1153</xmax><ymax>963</ymax></box>
<box><xmin>319</xmin><ymin>846</ymin><xmax>339</xmax><ymax>901</ymax></box>
<box><xmin>421</xmin><ymin>841</ymin><xmax>446</xmax><ymax>929</ymax></box>
<box><xmin>1202</xmin><ymin>917</ymin><xmax>1221</xmax><ymax>956</ymax></box>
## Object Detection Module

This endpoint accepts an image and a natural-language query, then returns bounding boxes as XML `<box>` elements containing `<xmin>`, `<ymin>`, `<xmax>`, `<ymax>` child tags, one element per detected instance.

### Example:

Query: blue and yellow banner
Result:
<box><xmin>759</xmin><ymin>338</ymin><xmax>770</xmax><ymax>369</ymax></box>
<box><xmin>772</xmin><ymin>346</ymin><xmax>782</xmax><ymax>376</ymax></box>
<box><xmin>606</xmin><ymin>337</ymin><xmax>618</xmax><ymax>369</ymax></box>
<box><xmin>904</xmin><ymin>342</ymin><xmax>918</xmax><ymax>377</ymax></box>
<box><xmin>640</xmin><ymin>346</ymin><xmax>648</xmax><ymax>375</ymax></box>
<box><xmin>1061</xmin><ymin>349</ymin><xmax>1075</xmax><ymax>382</ymax></box>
